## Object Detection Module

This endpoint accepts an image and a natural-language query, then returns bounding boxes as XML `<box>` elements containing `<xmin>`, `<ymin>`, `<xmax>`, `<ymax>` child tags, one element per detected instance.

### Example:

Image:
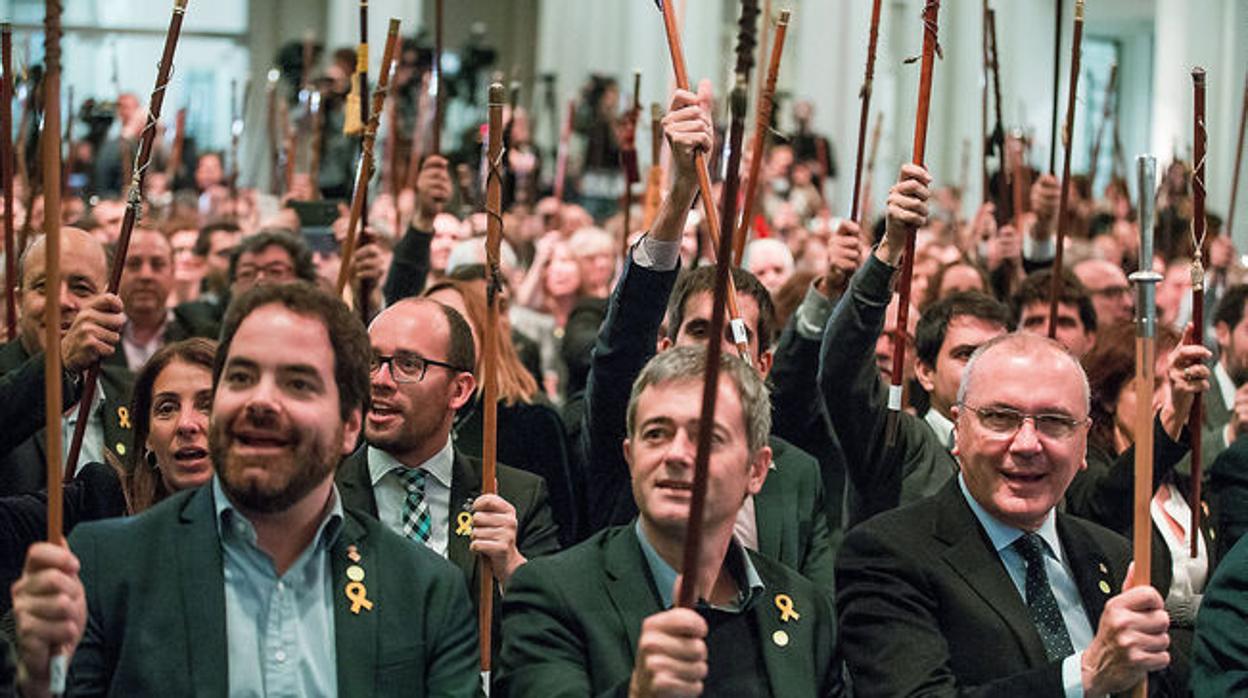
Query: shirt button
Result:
<box><xmin>275</xmin><ymin>650</ymin><xmax>287</xmax><ymax>663</ymax></box>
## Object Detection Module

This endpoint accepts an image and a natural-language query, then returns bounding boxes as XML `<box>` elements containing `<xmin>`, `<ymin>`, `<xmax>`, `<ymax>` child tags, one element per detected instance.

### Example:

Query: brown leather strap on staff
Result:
<box><xmin>655</xmin><ymin>0</ymin><xmax>751</xmax><ymax>364</ymax></box>
<box><xmin>1189</xmin><ymin>67</ymin><xmax>1207</xmax><ymax>559</ymax></box>
<box><xmin>734</xmin><ymin>8</ymin><xmax>791</xmax><ymax>268</ymax></box>
<box><xmin>1047</xmin><ymin>0</ymin><xmax>1083</xmax><ymax>340</ymax></box>
<box><xmin>2</xmin><ymin>24</ymin><xmax>15</xmax><ymax>342</ymax></box>
<box><xmin>64</xmin><ymin>0</ymin><xmax>189</xmax><ymax>481</ymax></box>
<box><xmin>480</xmin><ymin>81</ymin><xmax>505</xmax><ymax>673</ymax></box>
<box><xmin>886</xmin><ymin>0</ymin><xmax>941</xmax><ymax>444</ymax></box>
<box><xmin>335</xmin><ymin>19</ymin><xmax>401</xmax><ymax>300</ymax></box>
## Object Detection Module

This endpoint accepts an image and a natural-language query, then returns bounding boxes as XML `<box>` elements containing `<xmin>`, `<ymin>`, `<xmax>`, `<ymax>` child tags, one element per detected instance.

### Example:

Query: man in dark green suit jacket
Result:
<box><xmin>1192</xmin><ymin>531</ymin><xmax>1248</xmax><ymax>696</ymax></box>
<box><xmin>12</xmin><ymin>282</ymin><xmax>479</xmax><ymax>697</ymax></box>
<box><xmin>498</xmin><ymin>343</ymin><xmax>841</xmax><ymax>696</ymax></box>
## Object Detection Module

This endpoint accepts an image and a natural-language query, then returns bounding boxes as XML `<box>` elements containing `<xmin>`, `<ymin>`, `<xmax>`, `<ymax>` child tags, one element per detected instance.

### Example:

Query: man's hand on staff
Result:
<box><xmin>1029</xmin><ymin>174</ymin><xmax>1060</xmax><ymax>240</ymax></box>
<box><xmin>1081</xmin><ymin>563</ymin><xmax>1170</xmax><ymax>697</ymax></box>
<box><xmin>629</xmin><ymin>578</ymin><xmax>708</xmax><ymax>698</ymax></box>
<box><xmin>468</xmin><ymin>493</ymin><xmax>525</xmax><ymax>590</ymax></box>
<box><xmin>12</xmin><ymin>543</ymin><xmax>87</xmax><ymax>698</ymax></box>
<box><xmin>412</xmin><ymin>155</ymin><xmax>452</xmax><ymax>232</ymax></box>
<box><xmin>877</xmin><ymin>164</ymin><xmax>931</xmax><ymax>267</ymax></box>
<box><xmin>60</xmin><ymin>293</ymin><xmax>125</xmax><ymax>374</ymax></box>
<box><xmin>821</xmin><ymin>219</ymin><xmax>864</xmax><ymax>294</ymax></box>
<box><xmin>650</xmin><ymin>80</ymin><xmax>714</xmax><ymax>245</ymax></box>
<box><xmin>1160</xmin><ymin>324</ymin><xmax>1212</xmax><ymax>441</ymax></box>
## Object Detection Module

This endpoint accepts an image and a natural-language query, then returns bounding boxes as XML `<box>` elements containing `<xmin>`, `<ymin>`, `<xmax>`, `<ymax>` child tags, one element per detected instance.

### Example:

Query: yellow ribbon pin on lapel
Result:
<box><xmin>456</xmin><ymin>511</ymin><xmax>473</xmax><ymax>536</ymax></box>
<box><xmin>117</xmin><ymin>407</ymin><xmax>131</xmax><ymax>429</ymax></box>
<box><xmin>775</xmin><ymin>594</ymin><xmax>800</xmax><ymax>622</ymax></box>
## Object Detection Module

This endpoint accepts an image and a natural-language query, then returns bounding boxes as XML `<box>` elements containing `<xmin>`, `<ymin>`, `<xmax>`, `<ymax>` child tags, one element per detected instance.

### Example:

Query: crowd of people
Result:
<box><xmin>0</xmin><ymin>31</ymin><xmax>1247</xmax><ymax>698</ymax></box>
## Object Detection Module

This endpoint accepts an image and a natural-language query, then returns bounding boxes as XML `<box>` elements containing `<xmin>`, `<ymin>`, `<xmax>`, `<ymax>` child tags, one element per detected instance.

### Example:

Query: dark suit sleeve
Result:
<box><xmin>794</xmin><ymin>453</ymin><xmax>839</xmax><ymax>594</ymax></box>
<box><xmin>1192</xmin><ymin>536</ymin><xmax>1248</xmax><ymax>697</ymax></box>
<box><xmin>516</xmin><ymin>477</ymin><xmax>562</xmax><ymax>561</ymax></box>
<box><xmin>0</xmin><ymin>351</ymin><xmax>79</xmax><ymax>458</ymax></box>
<box><xmin>496</xmin><ymin>560</ymin><xmax>629</xmax><ymax>698</ymax></box>
<box><xmin>581</xmin><ymin>254</ymin><xmax>677</xmax><ymax>535</ymax></box>
<box><xmin>382</xmin><ymin>226</ymin><xmax>432</xmax><ymax>305</ymax></box>
<box><xmin>1064</xmin><ymin>417</ymin><xmax>1189</xmax><ymax>533</ymax></box>
<box><xmin>422</xmin><ymin>560</ymin><xmax>481</xmax><ymax>698</ymax></box>
<box><xmin>836</xmin><ymin>523</ymin><xmax>1063</xmax><ymax>698</ymax></box>
<box><xmin>66</xmin><ymin>524</ymin><xmax>115</xmax><ymax>697</ymax></box>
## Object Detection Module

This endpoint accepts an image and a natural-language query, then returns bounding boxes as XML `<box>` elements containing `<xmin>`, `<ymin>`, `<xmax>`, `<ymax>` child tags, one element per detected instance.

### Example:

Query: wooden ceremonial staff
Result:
<box><xmin>654</xmin><ymin>0</ymin><xmax>751</xmax><ymax>363</ymax></box>
<box><xmin>733</xmin><ymin>8</ymin><xmax>791</xmax><ymax>267</ymax></box>
<box><xmin>553</xmin><ymin>99</ymin><xmax>573</xmax><ymax>204</ymax></box>
<box><xmin>1188</xmin><ymin>67</ymin><xmax>1207</xmax><ymax>558</ymax></box>
<box><xmin>480</xmin><ymin>81</ymin><xmax>505</xmax><ymax>676</ymax></box>
<box><xmin>1087</xmin><ymin>64</ymin><xmax>1118</xmax><ymax>194</ymax></box>
<box><xmin>845</xmin><ymin>0</ymin><xmax>881</xmax><ymax>254</ymax></box>
<box><xmin>165</xmin><ymin>107</ymin><xmax>187</xmax><ymax>188</ymax></box>
<box><xmin>619</xmin><ymin>71</ymin><xmax>641</xmax><ymax>259</ymax></box>
<box><xmin>265</xmin><ymin>69</ymin><xmax>281</xmax><ymax>195</ymax></box>
<box><xmin>1228</xmin><ymin>71</ymin><xmax>1247</xmax><ymax>241</ymax></box>
<box><xmin>355</xmin><ymin>0</ymin><xmax>375</xmax><ymax>324</ymax></box>
<box><xmin>64</xmin><ymin>0</ymin><xmax>189</xmax><ymax>480</ymax></box>
<box><xmin>987</xmin><ymin>8</ymin><xmax>1005</xmax><ymax>206</ymax></box>
<box><xmin>432</xmin><ymin>0</ymin><xmax>444</xmax><ymax>156</ymax></box>
<box><xmin>641</xmin><ymin>102</ymin><xmax>663</xmax><ymax>230</ymax></box>
<box><xmin>980</xmin><ymin>2</ymin><xmax>989</xmax><ymax>202</ymax></box>
<box><xmin>3</xmin><ymin>23</ymin><xmax>15</xmax><ymax>342</ymax></box>
<box><xmin>885</xmin><ymin>0</ymin><xmax>941</xmax><ymax>444</ymax></box>
<box><xmin>334</xmin><ymin>19</ymin><xmax>400</xmax><ymax>299</ymax></box>
<box><xmin>676</xmin><ymin>19</ymin><xmax>753</xmax><ymax>611</ymax></box>
<box><xmin>228</xmin><ymin>78</ymin><xmax>246</xmax><ymax>219</ymax></box>
<box><xmin>1046</xmin><ymin>0</ymin><xmax>1083</xmax><ymax>340</ymax></box>
<box><xmin>1129</xmin><ymin>153</ymin><xmax>1160</xmax><ymax>698</ymax></box>
<box><xmin>44</xmin><ymin>1</ymin><xmax>66</xmax><ymax>691</ymax></box>
<box><xmin>1048</xmin><ymin>0</ymin><xmax>1063</xmax><ymax>174</ymax></box>
<box><xmin>862</xmin><ymin>112</ymin><xmax>882</xmax><ymax>228</ymax></box>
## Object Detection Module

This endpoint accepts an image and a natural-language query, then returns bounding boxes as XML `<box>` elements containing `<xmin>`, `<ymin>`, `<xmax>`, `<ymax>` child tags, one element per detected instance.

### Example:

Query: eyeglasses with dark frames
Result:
<box><xmin>369</xmin><ymin>351</ymin><xmax>472</xmax><ymax>384</ymax></box>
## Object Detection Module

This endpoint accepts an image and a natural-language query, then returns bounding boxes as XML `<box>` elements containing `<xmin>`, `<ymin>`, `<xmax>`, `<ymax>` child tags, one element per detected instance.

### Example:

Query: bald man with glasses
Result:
<box><xmin>836</xmin><ymin>332</ymin><xmax>1173</xmax><ymax>697</ymax></box>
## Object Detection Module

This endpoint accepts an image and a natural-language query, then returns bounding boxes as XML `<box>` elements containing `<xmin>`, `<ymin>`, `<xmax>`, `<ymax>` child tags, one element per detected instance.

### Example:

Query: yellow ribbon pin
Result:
<box><xmin>456</xmin><ymin>511</ymin><xmax>473</xmax><ymax>536</ymax></box>
<box><xmin>775</xmin><ymin>594</ymin><xmax>800</xmax><ymax>622</ymax></box>
<box><xmin>117</xmin><ymin>407</ymin><xmax>131</xmax><ymax>429</ymax></box>
<box><xmin>346</xmin><ymin>581</ymin><xmax>373</xmax><ymax>614</ymax></box>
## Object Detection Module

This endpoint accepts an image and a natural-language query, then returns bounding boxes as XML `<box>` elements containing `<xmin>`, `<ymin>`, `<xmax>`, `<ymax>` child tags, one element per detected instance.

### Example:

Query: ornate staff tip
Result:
<box><xmin>489</xmin><ymin>81</ymin><xmax>505</xmax><ymax>106</ymax></box>
<box><xmin>1074</xmin><ymin>0</ymin><xmax>1084</xmax><ymax>20</ymax></box>
<box><xmin>779</xmin><ymin>8</ymin><xmax>791</xmax><ymax>24</ymax></box>
<box><xmin>173</xmin><ymin>0</ymin><xmax>188</xmax><ymax>11</ymax></box>
<box><xmin>1192</xmin><ymin>66</ymin><xmax>1206</xmax><ymax>84</ymax></box>
<box><xmin>387</xmin><ymin>17</ymin><xmax>400</xmax><ymax>35</ymax></box>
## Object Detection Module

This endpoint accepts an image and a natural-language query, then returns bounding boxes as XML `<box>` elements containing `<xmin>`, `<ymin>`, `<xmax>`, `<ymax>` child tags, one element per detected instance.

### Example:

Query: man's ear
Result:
<box><xmin>757</xmin><ymin>349</ymin><xmax>773</xmax><ymax>377</ymax></box>
<box><xmin>1216</xmin><ymin>321</ymin><xmax>1231</xmax><ymax>351</ymax></box>
<box><xmin>746</xmin><ymin>446</ymin><xmax>772</xmax><ymax>495</ymax></box>
<box><xmin>915</xmin><ymin>359</ymin><xmax>937</xmax><ymax>393</ymax></box>
<box><xmin>341</xmin><ymin>408</ymin><xmax>363</xmax><ymax>455</ymax></box>
<box><xmin>448</xmin><ymin>372</ymin><xmax>477</xmax><ymax>411</ymax></box>
<box><xmin>656</xmin><ymin>335</ymin><xmax>674</xmax><ymax>354</ymax></box>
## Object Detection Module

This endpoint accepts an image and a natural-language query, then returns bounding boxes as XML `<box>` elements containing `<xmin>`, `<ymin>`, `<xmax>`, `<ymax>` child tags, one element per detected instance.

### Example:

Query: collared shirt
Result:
<box><xmin>120</xmin><ymin>310</ymin><xmax>172</xmax><ymax>372</ymax></box>
<box><xmin>924</xmin><ymin>409</ymin><xmax>956</xmax><ymax>451</ymax></box>
<box><xmin>1151</xmin><ymin>484</ymin><xmax>1208</xmax><ymax>624</ymax></box>
<box><xmin>213</xmin><ymin>476</ymin><xmax>343</xmax><ymax>698</ymax></box>
<box><xmin>635</xmin><ymin>519</ymin><xmax>765</xmax><ymax>613</ymax></box>
<box><xmin>367</xmin><ymin>439</ymin><xmax>454</xmax><ymax>557</ymax></box>
<box><xmin>957</xmin><ymin>474</ymin><xmax>1093</xmax><ymax>698</ymax></box>
<box><xmin>1216</xmin><ymin>362</ymin><xmax>1237</xmax><ymax>447</ymax></box>
<box><xmin>62</xmin><ymin>376</ymin><xmax>106</xmax><ymax>471</ymax></box>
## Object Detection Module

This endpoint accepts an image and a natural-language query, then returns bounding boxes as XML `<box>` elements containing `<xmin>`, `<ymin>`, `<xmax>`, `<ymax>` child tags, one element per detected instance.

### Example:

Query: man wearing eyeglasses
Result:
<box><xmin>837</xmin><ymin>332</ymin><xmax>1172</xmax><ymax>697</ymax></box>
<box><xmin>1074</xmin><ymin>259</ymin><xmax>1134</xmax><ymax>327</ymax></box>
<box><xmin>336</xmin><ymin>298</ymin><xmax>560</xmax><ymax>606</ymax></box>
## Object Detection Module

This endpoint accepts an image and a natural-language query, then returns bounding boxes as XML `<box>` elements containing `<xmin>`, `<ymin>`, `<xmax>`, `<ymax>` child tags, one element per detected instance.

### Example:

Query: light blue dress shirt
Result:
<box><xmin>366</xmin><ymin>440</ymin><xmax>454</xmax><ymax>556</ymax></box>
<box><xmin>213</xmin><ymin>476</ymin><xmax>343</xmax><ymax>698</ymax></box>
<box><xmin>957</xmin><ymin>474</ymin><xmax>1093</xmax><ymax>698</ymax></box>
<box><xmin>635</xmin><ymin>520</ymin><xmax>765</xmax><ymax>613</ymax></box>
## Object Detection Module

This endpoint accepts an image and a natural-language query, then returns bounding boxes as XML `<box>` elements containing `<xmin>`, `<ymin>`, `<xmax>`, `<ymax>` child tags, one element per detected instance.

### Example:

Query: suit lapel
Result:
<box><xmin>934</xmin><ymin>483</ymin><xmax>1049</xmax><ymax>666</ymax></box>
<box><xmin>753</xmin><ymin>483</ymin><xmax>785</xmax><ymax>563</ymax></box>
<box><xmin>336</xmin><ymin>448</ymin><xmax>381</xmax><ymax>517</ymax></box>
<box><xmin>1056</xmin><ymin>515</ymin><xmax>1117</xmax><ymax>630</ymax></box>
<box><xmin>176</xmin><ymin>488</ymin><xmax>229</xmax><ymax>697</ymax></box>
<box><xmin>333</xmin><ymin>514</ymin><xmax>378</xmax><ymax>698</ymax></box>
<box><xmin>604</xmin><ymin>527</ymin><xmax>664</xmax><ymax>654</ymax></box>
<box><xmin>447</xmin><ymin>451</ymin><xmax>480</xmax><ymax>582</ymax></box>
<box><xmin>753</xmin><ymin>573</ymin><xmax>811</xmax><ymax>697</ymax></box>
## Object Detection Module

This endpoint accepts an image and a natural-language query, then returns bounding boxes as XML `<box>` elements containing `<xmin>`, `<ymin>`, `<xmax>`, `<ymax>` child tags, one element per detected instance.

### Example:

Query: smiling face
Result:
<box><xmin>118</xmin><ymin>229</ymin><xmax>174</xmax><ymax>322</ymax></box>
<box><xmin>146</xmin><ymin>360</ymin><xmax>214</xmax><ymax>492</ymax></box>
<box><xmin>16</xmin><ymin>227</ymin><xmax>108</xmax><ymax>355</ymax></box>
<box><xmin>624</xmin><ymin>376</ymin><xmax>770</xmax><ymax>542</ymax></box>
<box><xmin>953</xmin><ymin>341</ymin><xmax>1089</xmax><ymax>531</ymax></box>
<box><xmin>210</xmin><ymin>304</ymin><xmax>360</xmax><ymax>514</ymax></box>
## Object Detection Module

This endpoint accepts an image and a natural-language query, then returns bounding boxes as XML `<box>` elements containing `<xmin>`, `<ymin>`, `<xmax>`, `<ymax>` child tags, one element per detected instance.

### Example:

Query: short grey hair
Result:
<box><xmin>957</xmin><ymin>332</ymin><xmax>1091</xmax><ymax>415</ymax></box>
<box><xmin>626</xmin><ymin>345</ymin><xmax>772</xmax><ymax>455</ymax></box>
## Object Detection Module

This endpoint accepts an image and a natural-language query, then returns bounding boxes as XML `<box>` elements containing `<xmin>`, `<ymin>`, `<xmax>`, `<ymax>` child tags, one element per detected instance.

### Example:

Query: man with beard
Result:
<box><xmin>0</xmin><ymin>228</ymin><xmax>130</xmax><ymax>491</ymax></box>
<box><xmin>1205</xmin><ymin>284</ymin><xmax>1248</xmax><ymax>468</ymax></box>
<box><xmin>11</xmin><ymin>282</ymin><xmax>479</xmax><ymax>697</ymax></box>
<box><xmin>337</xmin><ymin>298</ymin><xmax>559</xmax><ymax>607</ymax></box>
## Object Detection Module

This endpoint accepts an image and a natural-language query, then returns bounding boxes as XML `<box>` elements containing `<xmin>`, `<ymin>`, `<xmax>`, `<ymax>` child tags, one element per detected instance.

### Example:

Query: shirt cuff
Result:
<box><xmin>1061</xmin><ymin>651</ymin><xmax>1085</xmax><ymax>698</ymax></box>
<box><xmin>795</xmin><ymin>283</ymin><xmax>835</xmax><ymax>340</ymax></box>
<box><xmin>633</xmin><ymin>234</ymin><xmax>681</xmax><ymax>271</ymax></box>
<box><xmin>1024</xmin><ymin>231</ymin><xmax>1056</xmax><ymax>263</ymax></box>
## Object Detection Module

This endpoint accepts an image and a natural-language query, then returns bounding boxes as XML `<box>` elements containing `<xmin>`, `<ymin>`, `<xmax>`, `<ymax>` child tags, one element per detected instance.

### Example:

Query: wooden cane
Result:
<box><xmin>1189</xmin><ymin>67</ymin><xmax>1207</xmax><ymax>559</ymax></box>
<box><xmin>1046</xmin><ymin>0</ymin><xmax>1083</xmax><ymax>340</ymax></box>
<box><xmin>885</xmin><ymin>0</ymin><xmax>941</xmax><ymax>445</ymax></box>
<box><xmin>64</xmin><ymin>0</ymin><xmax>189</xmax><ymax>481</ymax></box>
<box><xmin>733</xmin><ymin>8</ymin><xmax>791</xmax><ymax>267</ymax></box>
<box><xmin>1048</xmin><ymin>0</ymin><xmax>1063</xmax><ymax>175</ymax></box>
<box><xmin>1227</xmin><ymin>72</ymin><xmax>1247</xmax><ymax>242</ymax></box>
<box><xmin>335</xmin><ymin>19</ymin><xmax>400</xmax><ymax>300</ymax></box>
<box><xmin>432</xmin><ymin>0</ymin><xmax>444</xmax><ymax>156</ymax></box>
<box><xmin>620</xmin><ymin>71</ymin><xmax>642</xmax><ymax>259</ymax></box>
<box><xmin>2</xmin><ymin>24</ymin><xmax>14</xmax><ymax>342</ymax></box>
<box><xmin>479</xmin><ymin>81</ymin><xmax>505</xmax><ymax>677</ymax></box>
<box><xmin>655</xmin><ymin>0</ymin><xmax>752</xmax><ymax>364</ymax></box>
<box><xmin>1088</xmin><ymin>64</ymin><xmax>1118</xmax><ymax>194</ymax></box>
